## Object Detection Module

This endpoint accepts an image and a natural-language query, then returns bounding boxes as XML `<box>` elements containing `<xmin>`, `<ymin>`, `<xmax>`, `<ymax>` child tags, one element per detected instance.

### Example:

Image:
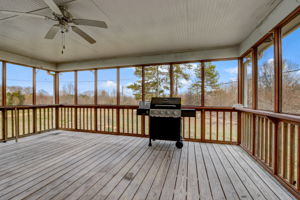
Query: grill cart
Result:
<box><xmin>137</xmin><ymin>97</ymin><xmax>196</xmax><ymax>149</ymax></box>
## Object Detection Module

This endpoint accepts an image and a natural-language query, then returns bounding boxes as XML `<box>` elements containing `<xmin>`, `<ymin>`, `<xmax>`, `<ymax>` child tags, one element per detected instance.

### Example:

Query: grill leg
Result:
<box><xmin>149</xmin><ymin>138</ymin><xmax>152</xmax><ymax>146</ymax></box>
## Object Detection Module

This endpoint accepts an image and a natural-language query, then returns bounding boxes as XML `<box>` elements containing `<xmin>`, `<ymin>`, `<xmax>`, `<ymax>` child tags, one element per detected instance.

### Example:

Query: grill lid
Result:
<box><xmin>150</xmin><ymin>97</ymin><xmax>181</xmax><ymax>109</ymax></box>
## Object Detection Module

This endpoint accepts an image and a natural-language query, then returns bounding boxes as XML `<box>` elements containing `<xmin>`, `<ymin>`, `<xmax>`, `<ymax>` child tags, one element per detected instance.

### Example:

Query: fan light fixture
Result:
<box><xmin>0</xmin><ymin>0</ymin><xmax>108</xmax><ymax>54</ymax></box>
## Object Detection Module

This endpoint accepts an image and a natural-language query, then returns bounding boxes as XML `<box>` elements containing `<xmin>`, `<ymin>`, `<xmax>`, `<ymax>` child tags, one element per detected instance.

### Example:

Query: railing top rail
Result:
<box><xmin>235</xmin><ymin>107</ymin><xmax>300</xmax><ymax>124</ymax></box>
<box><xmin>59</xmin><ymin>104</ymin><xmax>236</xmax><ymax>111</ymax></box>
<box><xmin>0</xmin><ymin>104</ymin><xmax>237</xmax><ymax>111</ymax></box>
<box><xmin>0</xmin><ymin>104</ymin><xmax>60</xmax><ymax>110</ymax></box>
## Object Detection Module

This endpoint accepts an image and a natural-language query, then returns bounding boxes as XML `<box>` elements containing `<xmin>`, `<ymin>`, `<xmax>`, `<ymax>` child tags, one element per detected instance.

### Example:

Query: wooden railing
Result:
<box><xmin>0</xmin><ymin>105</ymin><xmax>57</xmax><ymax>141</ymax></box>
<box><xmin>237</xmin><ymin>107</ymin><xmax>300</xmax><ymax>198</ymax></box>
<box><xmin>57</xmin><ymin>105</ymin><xmax>238</xmax><ymax>144</ymax></box>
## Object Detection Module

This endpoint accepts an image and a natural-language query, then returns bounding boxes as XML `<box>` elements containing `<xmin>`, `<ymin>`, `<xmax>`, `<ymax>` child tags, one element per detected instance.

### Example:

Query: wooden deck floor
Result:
<box><xmin>0</xmin><ymin>131</ymin><xmax>296</xmax><ymax>200</ymax></box>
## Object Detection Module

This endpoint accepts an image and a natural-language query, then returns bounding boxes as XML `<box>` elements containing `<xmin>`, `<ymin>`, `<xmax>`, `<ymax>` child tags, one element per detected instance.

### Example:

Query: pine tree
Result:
<box><xmin>127</xmin><ymin>65</ymin><xmax>191</xmax><ymax>100</ymax></box>
<box><xmin>173</xmin><ymin>64</ymin><xmax>192</xmax><ymax>96</ymax></box>
<box><xmin>188</xmin><ymin>62</ymin><xmax>219</xmax><ymax>94</ymax></box>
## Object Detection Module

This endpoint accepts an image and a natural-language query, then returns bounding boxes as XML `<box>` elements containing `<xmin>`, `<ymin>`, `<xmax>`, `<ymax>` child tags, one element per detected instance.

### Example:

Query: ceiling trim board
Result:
<box><xmin>0</xmin><ymin>49</ymin><xmax>56</xmax><ymax>70</ymax></box>
<box><xmin>56</xmin><ymin>46</ymin><xmax>239</xmax><ymax>71</ymax></box>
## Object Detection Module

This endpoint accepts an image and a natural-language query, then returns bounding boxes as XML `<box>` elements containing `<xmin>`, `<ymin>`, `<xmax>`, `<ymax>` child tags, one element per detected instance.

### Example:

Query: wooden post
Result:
<box><xmin>74</xmin><ymin>71</ymin><xmax>78</xmax><ymax>130</ymax></box>
<box><xmin>94</xmin><ymin>70</ymin><xmax>98</xmax><ymax>131</ymax></box>
<box><xmin>141</xmin><ymin>66</ymin><xmax>145</xmax><ymax>136</ymax></box>
<box><xmin>14</xmin><ymin>108</ymin><xmax>18</xmax><ymax>142</ymax></box>
<box><xmin>201</xmin><ymin>110</ymin><xmax>205</xmax><ymax>142</ymax></box>
<box><xmin>200</xmin><ymin>62</ymin><xmax>205</xmax><ymax>141</ymax></box>
<box><xmin>252</xmin><ymin>47</ymin><xmax>258</xmax><ymax>110</ymax></box>
<box><xmin>74</xmin><ymin>71</ymin><xmax>78</xmax><ymax>105</ymax></box>
<box><xmin>251</xmin><ymin>48</ymin><xmax>258</xmax><ymax>154</ymax></box>
<box><xmin>54</xmin><ymin>72</ymin><xmax>59</xmax><ymax>129</ymax></box>
<box><xmin>33</xmin><ymin>68</ymin><xmax>36</xmax><ymax>105</ymax></box>
<box><xmin>238</xmin><ymin>57</ymin><xmax>244</xmax><ymax>104</ymax></box>
<box><xmin>201</xmin><ymin>62</ymin><xmax>205</xmax><ymax>107</ymax></box>
<box><xmin>116</xmin><ymin>68</ymin><xmax>120</xmax><ymax>134</ymax></box>
<box><xmin>274</xmin><ymin>28</ymin><xmax>282</xmax><ymax>113</ymax></box>
<box><xmin>170</xmin><ymin>64</ymin><xmax>174</xmax><ymax>97</ymax></box>
<box><xmin>237</xmin><ymin>58</ymin><xmax>243</xmax><ymax>145</ymax></box>
<box><xmin>32</xmin><ymin>68</ymin><xmax>37</xmax><ymax>133</ymax></box>
<box><xmin>273</xmin><ymin>120</ymin><xmax>279</xmax><ymax>175</ymax></box>
<box><xmin>252</xmin><ymin>114</ymin><xmax>256</xmax><ymax>155</ymax></box>
<box><xmin>2</xmin><ymin>62</ymin><xmax>6</xmax><ymax>142</ymax></box>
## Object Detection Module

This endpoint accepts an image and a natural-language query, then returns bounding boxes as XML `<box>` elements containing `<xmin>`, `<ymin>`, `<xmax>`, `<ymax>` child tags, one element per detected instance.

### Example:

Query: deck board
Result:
<box><xmin>0</xmin><ymin>131</ymin><xmax>296</xmax><ymax>200</ymax></box>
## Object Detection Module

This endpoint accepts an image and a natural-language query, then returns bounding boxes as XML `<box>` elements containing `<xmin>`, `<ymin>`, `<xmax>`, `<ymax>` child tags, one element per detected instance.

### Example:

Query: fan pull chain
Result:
<box><xmin>61</xmin><ymin>30</ymin><xmax>66</xmax><ymax>54</ymax></box>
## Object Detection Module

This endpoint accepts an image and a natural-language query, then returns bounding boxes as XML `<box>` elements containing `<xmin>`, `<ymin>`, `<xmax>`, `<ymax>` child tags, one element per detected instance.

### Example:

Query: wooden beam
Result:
<box><xmin>54</xmin><ymin>72</ymin><xmax>59</xmax><ymax>104</ymax></box>
<box><xmin>252</xmin><ymin>47</ymin><xmax>258</xmax><ymax>110</ymax></box>
<box><xmin>32</xmin><ymin>68</ymin><xmax>37</xmax><ymax>133</ymax></box>
<box><xmin>2</xmin><ymin>62</ymin><xmax>6</xmax><ymax>106</ymax></box>
<box><xmin>274</xmin><ymin>28</ymin><xmax>282</xmax><ymax>113</ymax></box>
<box><xmin>201</xmin><ymin>62</ymin><xmax>205</xmax><ymax>107</ymax></box>
<box><xmin>74</xmin><ymin>71</ymin><xmax>78</xmax><ymax>130</ymax></box>
<box><xmin>238</xmin><ymin>57</ymin><xmax>244</xmax><ymax>104</ymax></box>
<box><xmin>32</xmin><ymin>68</ymin><xmax>36</xmax><ymax>105</ymax></box>
<box><xmin>94</xmin><ymin>70</ymin><xmax>98</xmax><ymax>105</ymax></box>
<box><xmin>142</xmin><ymin>66</ymin><xmax>145</xmax><ymax>101</ymax></box>
<box><xmin>116</xmin><ymin>68</ymin><xmax>120</xmax><ymax>134</ymax></box>
<box><xmin>54</xmin><ymin>72</ymin><xmax>59</xmax><ymax>129</ymax></box>
<box><xmin>141</xmin><ymin>66</ymin><xmax>145</xmax><ymax>136</ymax></box>
<box><xmin>74</xmin><ymin>71</ymin><xmax>78</xmax><ymax>105</ymax></box>
<box><xmin>117</xmin><ymin>68</ymin><xmax>120</xmax><ymax>105</ymax></box>
<box><xmin>2</xmin><ymin>62</ymin><xmax>6</xmax><ymax>141</ymax></box>
<box><xmin>170</xmin><ymin>64</ymin><xmax>174</xmax><ymax>97</ymax></box>
<box><xmin>94</xmin><ymin>70</ymin><xmax>98</xmax><ymax>131</ymax></box>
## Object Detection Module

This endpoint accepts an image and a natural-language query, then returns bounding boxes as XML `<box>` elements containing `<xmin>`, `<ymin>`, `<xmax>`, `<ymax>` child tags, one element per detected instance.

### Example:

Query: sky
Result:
<box><xmin>2</xmin><ymin>25</ymin><xmax>300</xmax><ymax>98</ymax></box>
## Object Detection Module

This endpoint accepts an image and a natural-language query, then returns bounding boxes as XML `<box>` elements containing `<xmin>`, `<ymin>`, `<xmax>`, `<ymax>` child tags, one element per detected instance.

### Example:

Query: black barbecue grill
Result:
<box><xmin>137</xmin><ymin>97</ymin><xmax>196</xmax><ymax>149</ymax></box>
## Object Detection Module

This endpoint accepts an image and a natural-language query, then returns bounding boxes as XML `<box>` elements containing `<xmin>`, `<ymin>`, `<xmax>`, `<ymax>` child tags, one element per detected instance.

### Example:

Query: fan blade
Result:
<box><xmin>71</xmin><ymin>26</ymin><xmax>96</xmax><ymax>44</ymax></box>
<box><xmin>43</xmin><ymin>0</ymin><xmax>63</xmax><ymax>15</ymax></box>
<box><xmin>0</xmin><ymin>10</ymin><xmax>47</xmax><ymax>19</ymax></box>
<box><xmin>73</xmin><ymin>19</ymin><xmax>108</xmax><ymax>28</ymax></box>
<box><xmin>45</xmin><ymin>24</ymin><xmax>60</xmax><ymax>39</ymax></box>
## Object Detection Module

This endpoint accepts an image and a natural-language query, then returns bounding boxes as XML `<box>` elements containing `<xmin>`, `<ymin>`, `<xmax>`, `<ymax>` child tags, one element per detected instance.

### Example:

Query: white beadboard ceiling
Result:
<box><xmin>0</xmin><ymin>0</ymin><xmax>281</xmax><ymax>64</ymax></box>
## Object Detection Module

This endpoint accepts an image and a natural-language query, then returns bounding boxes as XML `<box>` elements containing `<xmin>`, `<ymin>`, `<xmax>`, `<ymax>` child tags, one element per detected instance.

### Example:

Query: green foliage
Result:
<box><xmin>127</xmin><ymin>67</ymin><xmax>143</xmax><ymax>100</ymax></box>
<box><xmin>127</xmin><ymin>63</ymin><xmax>219</xmax><ymax>102</ymax></box>
<box><xmin>188</xmin><ymin>63</ymin><xmax>219</xmax><ymax>93</ymax></box>
<box><xmin>7</xmin><ymin>90</ymin><xmax>25</xmax><ymax>105</ymax></box>
<box><xmin>127</xmin><ymin>65</ymin><xmax>171</xmax><ymax>100</ymax></box>
<box><xmin>173</xmin><ymin>64</ymin><xmax>191</xmax><ymax>96</ymax></box>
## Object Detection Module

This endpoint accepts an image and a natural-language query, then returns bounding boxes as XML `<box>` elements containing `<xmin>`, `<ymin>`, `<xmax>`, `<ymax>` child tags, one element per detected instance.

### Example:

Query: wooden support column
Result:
<box><xmin>32</xmin><ymin>68</ymin><xmax>37</xmax><ymax>133</ymax></box>
<box><xmin>94</xmin><ymin>70</ymin><xmax>98</xmax><ymax>131</ymax></box>
<box><xmin>33</xmin><ymin>68</ymin><xmax>36</xmax><ymax>105</ymax></box>
<box><xmin>74</xmin><ymin>71</ymin><xmax>78</xmax><ymax>130</ymax></box>
<box><xmin>200</xmin><ymin>62</ymin><xmax>205</xmax><ymax>141</ymax></box>
<box><xmin>252</xmin><ymin>47</ymin><xmax>258</xmax><ymax>155</ymax></box>
<box><xmin>170</xmin><ymin>64</ymin><xmax>174</xmax><ymax>97</ymax></box>
<box><xmin>54</xmin><ymin>72</ymin><xmax>59</xmax><ymax>129</ymax></box>
<box><xmin>274</xmin><ymin>28</ymin><xmax>282</xmax><ymax>113</ymax></box>
<box><xmin>74</xmin><ymin>71</ymin><xmax>78</xmax><ymax>105</ymax></box>
<box><xmin>252</xmin><ymin>47</ymin><xmax>258</xmax><ymax>110</ymax></box>
<box><xmin>2</xmin><ymin>62</ymin><xmax>6</xmax><ymax>141</ymax></box>
<box><xmin>116</xmin><ymin>68</ymin><xmax>120</xmax><ymax>134</ymax></box>
<box><xmin>201</xmin><ymin>62</ymin><xmax>205</xmax><ymax>107</ymax></box>
<box><xmin>238</xmin><ymin>57</ymin><xmax>244</xmax><ymax>104</ymax></box>
<box><xmin>237</xmin><ymin>58</ymin><xmax>243</xmax><ymax>145</ymax></box>
<box><xmin>141</xmin><ymin>66</ymin><xmax>145</xmax><ymax>136</ymax></box>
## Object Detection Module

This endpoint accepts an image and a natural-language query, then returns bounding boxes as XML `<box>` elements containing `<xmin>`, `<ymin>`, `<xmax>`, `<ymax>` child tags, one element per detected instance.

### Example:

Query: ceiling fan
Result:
<box><xmin>0</xmin><ymin>0</ymin><xmax>108</xmax><ymax>52</ymax></box>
